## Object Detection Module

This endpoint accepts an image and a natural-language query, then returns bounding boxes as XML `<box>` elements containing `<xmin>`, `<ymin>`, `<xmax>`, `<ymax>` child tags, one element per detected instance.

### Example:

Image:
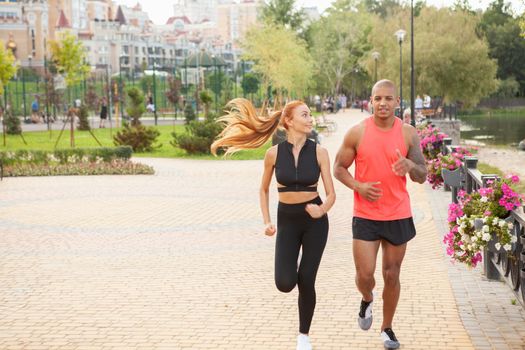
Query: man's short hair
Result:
<box><xmin>371</xmin><ymin>79</ymin><xmax>397</xmax><ymax>97</ymax></box>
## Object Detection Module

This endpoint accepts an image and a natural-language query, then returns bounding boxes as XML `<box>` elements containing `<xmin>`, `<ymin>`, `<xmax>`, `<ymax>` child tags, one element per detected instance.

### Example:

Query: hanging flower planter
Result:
<box><xmin>442</xmin><ymin>167</ymin><xmax>461</xmax><ymax>188</ymax></box>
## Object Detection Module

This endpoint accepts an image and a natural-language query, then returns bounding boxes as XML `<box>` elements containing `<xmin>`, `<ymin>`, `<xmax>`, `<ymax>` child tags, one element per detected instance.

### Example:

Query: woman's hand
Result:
<box><xmin>264</xmin><ymin>223</ymin><xmax>276</xmax><ymax>236</ymax></box>
<box><xmin>305</xmin><ymin>204</ymin><xmax>326</xmax><ymax>219</ymax></box>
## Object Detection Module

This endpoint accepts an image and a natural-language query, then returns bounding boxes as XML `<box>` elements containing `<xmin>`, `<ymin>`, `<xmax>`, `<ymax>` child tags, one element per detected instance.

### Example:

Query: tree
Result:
<box><xmin>206</xmin><ymin>70</ymin><xmax>228</xmax><ymax>97</ymax></box>
<box><xmin>241</xmin><ymin>73</ymin><xmax>260</xmax><ymax>97</ymax></box>
<box><xmin>260</xmin><ymin>0</ymin><xmax>305</xmax><ymax>32</ymax></box>
<box><xmin>49</xmin><ymin>31</ymin><xmax>90</xmax><ymax>147</ymax></box>
<box><xmin>309</xmin><ymin>2</ymin><xmax>371</xmax><ymax>95</ymax></box>
<box><xmin>126</xmin><ymin>87</ymin><xmax>146</xmax><ymax>126</ymax></box>
<box><xmin>0</xmin><ymin>41</ymin><xmax>17</xmax><ymax>101</ymax></box>
<box><xmin>49</xmin><ymin>31</ymin><xmax>90</xmax><ymax>88</ymax></box>
<box><xmin>363</xmin><ymin>7</ymin><xmax>498</xmax><ymax>108</ymax></box>
<box><xmin>478</xmin><ymin>0</ymin><xmax>525</xmax><ymax>95</ymax></box>
<box><xmin>242</xmin><ymin>23</ymin><xmax>314</xmax><ymax>99</ymax></box>
<box><xmin>84</xmin><ymin>79</ymin><xmax>99</xmax><ymax>113</ymax></box>
<box><xmin>165</xmin><ymin>76</ymin><xmax>182</xmax><ymax>115</ymax></box>
<box><xmin>199</xmin><ymin>90</ymin><xmax>213</xmax><ymax>119</ymax></box>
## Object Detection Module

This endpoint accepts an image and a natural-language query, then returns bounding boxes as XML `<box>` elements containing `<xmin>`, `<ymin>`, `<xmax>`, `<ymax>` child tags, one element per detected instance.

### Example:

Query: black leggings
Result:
<box><xmin>275</xmin><ymin>196</ymin><xmax>329</xmax><ymax>334</ymax></box>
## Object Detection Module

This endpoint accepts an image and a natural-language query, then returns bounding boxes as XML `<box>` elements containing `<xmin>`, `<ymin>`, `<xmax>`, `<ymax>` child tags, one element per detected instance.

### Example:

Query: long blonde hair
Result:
<box><xmin>211</xmin><ymin>98</ymin><xmax>305</xmax><ymax>156</ymax></box>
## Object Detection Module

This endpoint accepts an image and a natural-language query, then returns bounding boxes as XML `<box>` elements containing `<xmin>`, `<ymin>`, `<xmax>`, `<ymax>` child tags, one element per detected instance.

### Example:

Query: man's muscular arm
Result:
<box><xmin>406</xmin><ymin>130</ymin><xmax>427</xmax><ymax>183</ymax></box>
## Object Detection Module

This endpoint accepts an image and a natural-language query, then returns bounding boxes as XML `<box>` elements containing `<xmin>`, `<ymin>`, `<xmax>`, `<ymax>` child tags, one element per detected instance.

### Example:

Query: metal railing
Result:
<box><xmin>442</xmin><ymin>138</ymin><xmax>525</xmax><ymax>306</ymax></box>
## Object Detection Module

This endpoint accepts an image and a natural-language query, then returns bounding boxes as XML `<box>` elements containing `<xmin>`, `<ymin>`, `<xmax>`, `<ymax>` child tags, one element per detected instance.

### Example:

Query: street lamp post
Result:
<box><xmin>152</xmin><ymin>61</ymin><xmax>158</xmax><ymax>125</ymax></box>
<box><xmin>395</xmin><ymin>29</ymin><xmax>406</xmax><ymax>120</ymax></box>
<box><xmin>212</xmin><ymin>54</ymin><xmax>218</xmax><ymax>114</ymax></box>
<box><xmin>410</xmin><ymin>0</ymin><xmax>416</xmax><ymax>127</ymax></box>
<box><xmin>119</xmin><ymin>55</ymin><xmax>124</xmax><ymax>122</ymax></box>
<box><xmin>371</xmin><ymin>51</ymin><xmax>380</xmax><ymax>82</ymax></box>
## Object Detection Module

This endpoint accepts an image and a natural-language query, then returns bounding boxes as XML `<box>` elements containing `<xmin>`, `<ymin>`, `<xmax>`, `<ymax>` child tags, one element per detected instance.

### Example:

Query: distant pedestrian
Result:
<box><xmin>99</xmin><ymin>97</ymin><xmax>108</xmax><ymax>128</ymax></box>
<box><xmin>31</xmin><ymin>96</ymin><xmax>41</xmax><ymax>123</ymax></box>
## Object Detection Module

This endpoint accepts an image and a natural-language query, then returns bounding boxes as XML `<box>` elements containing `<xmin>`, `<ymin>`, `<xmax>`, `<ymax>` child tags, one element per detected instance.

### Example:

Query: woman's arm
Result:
<box><xmin>259</xmin><ymin>146</ymin><xmax>277</xmax><ymax>235</ymax></box>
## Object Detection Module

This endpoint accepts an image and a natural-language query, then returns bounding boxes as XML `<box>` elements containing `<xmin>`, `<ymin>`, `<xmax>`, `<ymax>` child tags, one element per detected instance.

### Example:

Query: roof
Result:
<box><xmin>166</xmin><ymin>16</ymin><xmax>191</xmax><ymax>25</ymax></box>
<box><xmin>183</xmin><ymin>51</ymin><xmax>227</xmax><ymax>67</ymax></box>
<box><xmin>56</xmin><ymin>10</ymin><xmax>71</xmax><ymax>28</ymax></box>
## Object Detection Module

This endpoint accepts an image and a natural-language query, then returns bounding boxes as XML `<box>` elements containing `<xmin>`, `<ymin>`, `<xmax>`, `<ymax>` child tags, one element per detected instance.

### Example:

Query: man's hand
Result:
<box><xmin>356</xmin><ymin>181</ymin><xmax>383</xmax><ymax>202</ymax></box>
<box><xmin>392</xmin><ymin>149</ymin><xmax>415</xmax><ymax>176</ymax></box>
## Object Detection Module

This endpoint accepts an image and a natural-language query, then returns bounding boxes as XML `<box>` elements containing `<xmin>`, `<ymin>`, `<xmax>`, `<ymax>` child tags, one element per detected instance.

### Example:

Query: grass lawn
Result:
<box><xmin>0</xmin><ymin>125</ymin><xmax>269</xmax><ymax>160</ymax></box>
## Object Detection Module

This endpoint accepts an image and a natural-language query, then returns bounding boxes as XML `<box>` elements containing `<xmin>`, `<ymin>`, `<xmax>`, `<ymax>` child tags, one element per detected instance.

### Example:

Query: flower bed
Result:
<box><xmin>0</xmin><ymin>146</ymin><xmax>154</xmax><ymax>177</ymax></box>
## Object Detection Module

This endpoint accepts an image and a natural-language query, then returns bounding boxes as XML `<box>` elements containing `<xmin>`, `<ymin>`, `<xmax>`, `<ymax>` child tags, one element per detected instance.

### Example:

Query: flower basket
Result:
<box><xmin>442</xmin><ymin>167</ymin><xmax>461</xmax><ymax>187</ymax></box>
<box><xmin>485</xmin><ymin>217</ymin><xmax>517</xmax><ymax>253</ymax></box>
<box><xmin>444</xmin><ymin>174</ymin><xmax>523</xmax><ymax>267</ymax></box>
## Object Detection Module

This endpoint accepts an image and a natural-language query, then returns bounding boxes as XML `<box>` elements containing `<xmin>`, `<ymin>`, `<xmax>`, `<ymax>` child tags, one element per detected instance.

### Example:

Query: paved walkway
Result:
<box><xmin>0</xmin><ymin>109</ymin><xmax>524</xmax><ymax>349</ymax></box>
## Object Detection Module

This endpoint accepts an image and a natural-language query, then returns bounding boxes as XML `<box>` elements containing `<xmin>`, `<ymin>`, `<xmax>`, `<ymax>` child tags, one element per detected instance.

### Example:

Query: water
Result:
<box><xmin>460</xmin><ymin>113</ymin><xmax>525</xmax><ymax>146</ymax></box>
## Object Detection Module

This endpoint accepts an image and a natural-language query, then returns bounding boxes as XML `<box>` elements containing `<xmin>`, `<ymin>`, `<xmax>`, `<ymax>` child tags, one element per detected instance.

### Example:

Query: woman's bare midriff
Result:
<box><xmin>277</xmin><ymin>186</ymin><xmax>319</xmax><ymax>204</ymax></box>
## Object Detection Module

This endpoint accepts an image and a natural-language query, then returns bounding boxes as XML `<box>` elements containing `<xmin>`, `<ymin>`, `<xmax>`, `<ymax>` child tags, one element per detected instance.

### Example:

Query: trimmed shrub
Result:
<box><xmin>184</xmin><ymin>103</ymin><xmax>196</xmax><ymax>124</ymax></box>
<box><xmin>0</xmin><ymin>146</ymin><xmax>133</xmax><ymax>166</ymax></box>
<box><xmin>77</xmin><ymin>104</ymin><xmax>91</xmax><ymax>131</ymax></box>
<box><xmin>113</xmin><ymin>124</ymin><xmax>160</xmax><ymax>152</ymax></box>
<box><xmin>4</xmin><ymin>110</ymin><xmax>22</xmax><ymax>135</ymax></box>
<box><xmin>171</xmin><ymin>120</ymin><xmax>223</xmax><ymax>154</ymax></box>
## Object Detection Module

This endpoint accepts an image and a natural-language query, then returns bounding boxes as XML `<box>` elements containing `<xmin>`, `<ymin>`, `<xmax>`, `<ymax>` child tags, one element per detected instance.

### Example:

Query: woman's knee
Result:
<box><xmin>275</xmin><ymin>275</ymin><xmax>297</xmax><ymax>293</ymax></box>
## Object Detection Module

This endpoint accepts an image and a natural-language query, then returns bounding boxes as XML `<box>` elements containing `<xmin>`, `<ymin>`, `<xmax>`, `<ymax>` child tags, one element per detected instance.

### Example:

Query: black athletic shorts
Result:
<box><xmin>352</xmin><ymin>216</ymin><xmax>416</xmax><ymax>246</ymax></box>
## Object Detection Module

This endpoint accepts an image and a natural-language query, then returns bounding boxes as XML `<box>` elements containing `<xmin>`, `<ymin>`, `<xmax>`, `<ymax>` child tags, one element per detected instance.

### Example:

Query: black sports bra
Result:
<box><xmin>275</xmin><ymin>139</ymin><xmax>320</xmax><ymax>192</ymax></box>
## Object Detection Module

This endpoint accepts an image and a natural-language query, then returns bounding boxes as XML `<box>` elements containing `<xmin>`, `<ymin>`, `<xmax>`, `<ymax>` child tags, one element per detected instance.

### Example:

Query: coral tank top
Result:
<box><xmin>354</xmin><ymin>116</ymin><xmax>412</xmax><ymax>220</ymax></box>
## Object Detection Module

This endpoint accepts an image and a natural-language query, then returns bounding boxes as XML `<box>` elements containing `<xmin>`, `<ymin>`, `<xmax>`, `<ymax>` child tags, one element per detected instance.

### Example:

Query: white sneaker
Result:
<box><xmin>357</xmin><ymin>292</ymin><xmax>374</xmax><ymax>331</ymax></box>
<box><xmin>296</xmin><ymin>334</ymin><xmax>312</xmax><ymax>350</ymax></box>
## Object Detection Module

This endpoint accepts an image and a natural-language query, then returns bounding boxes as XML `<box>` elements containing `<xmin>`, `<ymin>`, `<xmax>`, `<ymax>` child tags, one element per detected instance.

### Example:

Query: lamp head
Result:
<box><xmin>395</xmin><ymin>29</ymin><xmax>406</xmax><ymax>44</ymax></box>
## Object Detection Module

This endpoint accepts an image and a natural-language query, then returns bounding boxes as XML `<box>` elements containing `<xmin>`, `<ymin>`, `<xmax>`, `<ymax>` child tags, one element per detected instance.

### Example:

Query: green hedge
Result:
<box><xmin>0</xmin><ymin>146</ymin><xmax>133</xmax><ymax>166</ymax></box>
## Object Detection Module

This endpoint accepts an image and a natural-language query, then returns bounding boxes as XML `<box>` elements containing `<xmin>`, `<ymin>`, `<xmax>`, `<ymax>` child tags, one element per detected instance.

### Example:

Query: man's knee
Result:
<box><xmin>356</xmin><ymin>271</ymin><xmax>375</xmax><ymax>286</ymax></box>
<box><xmin>383</xmin><ymin>266</ymin><xmax>401</xmax><ymax>286</ymax></box>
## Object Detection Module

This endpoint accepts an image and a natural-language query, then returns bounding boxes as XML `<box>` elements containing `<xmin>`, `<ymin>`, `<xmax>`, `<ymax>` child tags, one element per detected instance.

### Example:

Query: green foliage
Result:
<box><xmin>309</xmin><ymin>7</ymin><xmax>371</xmax><ymax>94</ymax></box>
<box><xmin>362</xmin><ymin>0</ymin><xmax>403</xmax><ymax>18</ymax></box>
<box><xmin>199</xmin><ymin>90</ymin><xmax>213</xmax><ymax>118</ymax></box>
<box><xmin>478</xmin><ymin>0</ymin><xmax>525</xmax><ymax>95</ymax></box>
<box><xmin>84</xmin><ymin>80</ymin><xmax>99</xmax><ymax>112</ymax></box>
<box><xmin>49</xmin><ymin>31</ymin><xmax>90</xmax><ymax>87</ymax></box>
<box><xmin>77</xmin><ymin>104</ymin><xmax>91</xmax><ymax>131</ymax></box>
<box><xmin>0</xmin><ymin>146</ymin><xmax>133</xmax><ymax>166</ymax></box>
<box><xmin>171</xmin><ymin>120</ymin><xmax>223</xmax><ymax>154</ymax></box>
<box><xmin>364</xmin><ymin>7</ymin><xmax>498</xmax><ymax>108</ymax></box>
<box><xmin>0</xmin><ymin>41</ymin><xmax>17</xmax><ymax>97</ymax></box>
<box><xmin>125</xmin><ymin>87</ymin><xmax>146</xmax><ymax>126</ymax></box>
<box><xmin>184</xmin><ymin>103</ymin><xmax>196</xmax><ymax>124</ymax></box>
<box><xmin>113</xmin><ymin>124</ymin><xmax>160</xmax><ymax>152</ymax></box>
<box><xmin>3</xmin><ymin>109</ymin><xmax>21</xmax><ymax>135</ymax></box>
<box><xmin>165</xmin><ymin>76</ymin><xmax>181</xmax><ymax>107</ymax></box>
<box><xmin>206</xmin><ymin>70</ymin><xmax>227</xmax><ymax>96</ymax></box>
<box><xmin>241</xmin><ymin>73</ymin><xmax>260</xmax><ymax>95</ymax></box>
<box><xmin>3</xmin><ymin>161</ymin><xmax>154</xmax><ymax>177</ymax></box>
<box><xmin>242</xmin><ymin>23</ymin><xmax>313</xmax><ymax>98</ymax></box>
<box><xmin>260</xmin><ymin>0</ymin><xmax>305</xmax><ymax>32</ymax></box>
<box><xmin>492</xmin><ymin>77</ymin><xmax>520</xmax><ymax>98</ymax></box>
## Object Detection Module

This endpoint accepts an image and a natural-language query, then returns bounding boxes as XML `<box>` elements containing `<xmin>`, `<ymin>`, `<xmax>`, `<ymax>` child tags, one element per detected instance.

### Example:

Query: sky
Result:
<box><xmin>116</xmin><ymin>0</ymin><xmax>525</xmax><ymax>25</ymax></box>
